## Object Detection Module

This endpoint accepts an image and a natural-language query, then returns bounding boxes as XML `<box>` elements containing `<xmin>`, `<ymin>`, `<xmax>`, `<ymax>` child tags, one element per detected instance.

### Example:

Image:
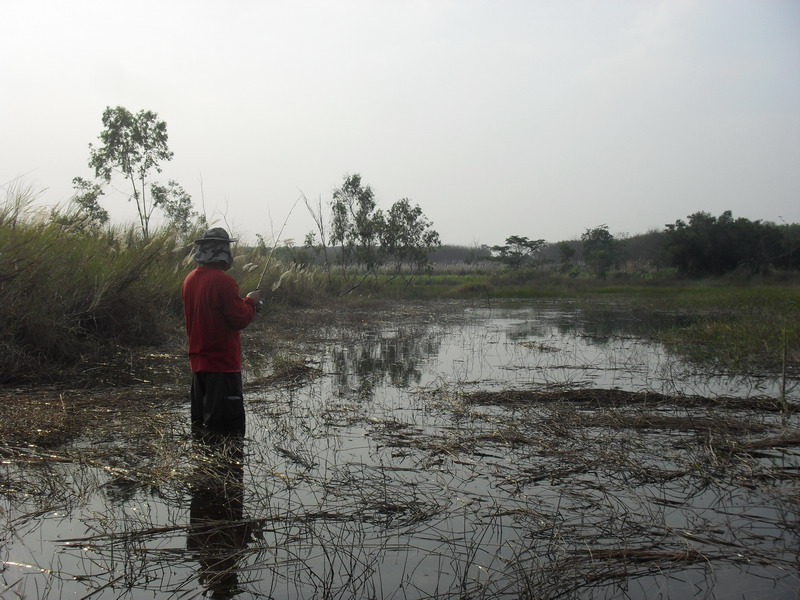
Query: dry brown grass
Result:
<box><xmin>0</xmin><ymin>386</ymin><xmax>185</xmax><ymax>449</ymax></box>
<box><xmin>463</xmin><ymin>388</ymin><xmax>794</xmax><ymax>413</ymax></box>
<box><xmin>1</xmin><ymin>300</ymin><xmax>797</xmax><ymax>600</ymax></box>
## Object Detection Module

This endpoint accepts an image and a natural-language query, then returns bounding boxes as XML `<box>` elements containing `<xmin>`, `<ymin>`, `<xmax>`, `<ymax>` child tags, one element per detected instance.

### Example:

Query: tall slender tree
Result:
<box><xmin>85</xmin><ymin>106</ymin><xmax>198</xmax><ymax>237</ymax></box>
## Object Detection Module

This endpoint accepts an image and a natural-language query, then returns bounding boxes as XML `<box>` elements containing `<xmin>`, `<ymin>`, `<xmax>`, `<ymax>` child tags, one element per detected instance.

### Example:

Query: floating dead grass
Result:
<box><xmin>248</xmin><ymin>357</ymin><xmax>322</xmax><ymax>388</ymax></box>
<box><xmin>3</xmin><ymin>378</ymin><xmax>798</xmax><ymax>599</ymax></box>
<box><xmin>739</xmin><ymin>431</ymin><xmax>800</xmax><ymax>449</ymax></box>
<box><xmin>1</xmin><ymin>297</ymin><xmax>798</xmax><ymax>599</ymax></box>
<box><xmin>463</xmin><ymin>388</ymin><xmax>794</xmax><ymax>413</ymax></box>
<box><xmin>0</xmin><ymin>386</ymin><xmax>186</xmax><ymax>449</ymax></box>
<box><xmin>571</xmin><ymin>412</ymin><xmax>769</xmax><ymax>434</ymax></box>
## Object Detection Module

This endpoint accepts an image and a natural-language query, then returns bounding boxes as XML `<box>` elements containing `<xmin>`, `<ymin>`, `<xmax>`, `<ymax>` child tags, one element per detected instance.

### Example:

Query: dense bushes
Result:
<box><xmin>664</xmin><ymin>211</ymin><xmax>798</xmax><ymax>276</ymax></box>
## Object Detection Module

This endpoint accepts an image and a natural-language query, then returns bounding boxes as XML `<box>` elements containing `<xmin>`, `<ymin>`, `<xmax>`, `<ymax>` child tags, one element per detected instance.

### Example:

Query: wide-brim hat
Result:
<box><xmin>194</xmin><ymin>227</ymin><xmax>237</xmax><ymax>244</ymax></box>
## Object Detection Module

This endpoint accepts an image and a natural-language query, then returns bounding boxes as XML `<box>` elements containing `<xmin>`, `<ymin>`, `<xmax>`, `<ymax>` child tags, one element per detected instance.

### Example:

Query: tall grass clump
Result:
<box><xmin>0</xmin><ymin>187</ymin><xmax>187</xmax><ymax>382</ymax></box>
<box><xmin>232</xmin><ymin>260</ymin><xmax>322</xmax><ymax>307</ymax></box>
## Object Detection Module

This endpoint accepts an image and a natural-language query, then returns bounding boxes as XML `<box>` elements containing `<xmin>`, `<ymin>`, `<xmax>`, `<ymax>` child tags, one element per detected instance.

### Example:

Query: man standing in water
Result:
<box><xmin>182</xmin><ymin>228</ymin><xmax>262</xmax><ymax>435</ymax></box>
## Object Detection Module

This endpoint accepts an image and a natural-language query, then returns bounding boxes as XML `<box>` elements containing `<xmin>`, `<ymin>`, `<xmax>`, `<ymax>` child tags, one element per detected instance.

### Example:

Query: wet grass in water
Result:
<box><xmin>1</xmin><ymin>300</ymin><xmax>798</xmax><ymax>599</ymax></box>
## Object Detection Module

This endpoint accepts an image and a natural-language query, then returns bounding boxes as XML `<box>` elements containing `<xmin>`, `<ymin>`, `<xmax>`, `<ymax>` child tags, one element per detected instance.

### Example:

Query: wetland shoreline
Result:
<box><xmin>1</xmin><ymin>298</ymin><xmax>798</xmax><ymax>599</ymax></box>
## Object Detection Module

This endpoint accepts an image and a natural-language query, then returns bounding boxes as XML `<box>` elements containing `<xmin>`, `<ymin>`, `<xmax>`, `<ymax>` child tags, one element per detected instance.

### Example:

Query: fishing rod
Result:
<box><xmin>256</xmin><ymin>193</ymin><xmax>303</xmax><ymax>291</ymax></box>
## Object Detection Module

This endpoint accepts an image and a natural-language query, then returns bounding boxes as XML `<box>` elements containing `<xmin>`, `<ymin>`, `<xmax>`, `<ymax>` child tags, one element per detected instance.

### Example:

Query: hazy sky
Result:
<box><xmin>3</xmin><ymin>0</ymin><xmax>799</xmax><ymax>246</ymax></box>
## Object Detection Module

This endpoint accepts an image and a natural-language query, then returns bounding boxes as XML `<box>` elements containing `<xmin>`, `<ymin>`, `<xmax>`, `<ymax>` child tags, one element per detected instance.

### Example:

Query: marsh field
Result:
<box><xmin>1</xmin><ymin>295</ymin><xmax>798</xmax><ymax>599</ymax></box>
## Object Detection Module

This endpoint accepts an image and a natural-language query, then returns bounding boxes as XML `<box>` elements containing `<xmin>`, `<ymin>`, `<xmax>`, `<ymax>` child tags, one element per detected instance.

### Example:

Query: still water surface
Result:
<box><xmin>2</xmin><ymin>301</ymin><xmax>797</xmax><ymax>598</ymax></box>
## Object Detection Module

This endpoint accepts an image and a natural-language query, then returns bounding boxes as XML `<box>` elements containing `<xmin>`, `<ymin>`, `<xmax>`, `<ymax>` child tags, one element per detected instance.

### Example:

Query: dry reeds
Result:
<box><xmin>0</xmin><ymin>187</ymin><xmax>187</xmax><ymax>382</ymax></box>
<box><xmin>463</xmin><ymin>388</ymin><xmax>795</xmax><ymax>413</ymax></box>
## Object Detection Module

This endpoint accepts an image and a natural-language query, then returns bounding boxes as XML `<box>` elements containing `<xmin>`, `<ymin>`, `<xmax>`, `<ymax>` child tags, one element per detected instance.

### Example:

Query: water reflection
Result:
<box><xmin>487</xmin><ymin>304</ymin><xmax>686</xmax><ymax>344</ymax></box>
<box><xmin>330</xmin><ymin>325</ymin><xmax>444</xmax><ymax>397</ymax></box>
<box><xmin>2</xmin><ymin>301</ymin><xmax>797</xmax><ymax>599</ymax></box>
<box><xmin>524</xmin><ymin>305</ymin><xmax>694</xmax><ymax>344</ymax></box>
<box><xmin>458</xmin><ymin>303</ymin><xmax>793</xmax><ymax>397</ymax></box>
<box><xmin>187</xmin><ymin>431</ymin><xmax>252</xmax><ymax>600</ymax></box>
<box><xmin>278</xmin><ymin>303</ymin><xmax>793</xmax><ymax>400</ymax></box>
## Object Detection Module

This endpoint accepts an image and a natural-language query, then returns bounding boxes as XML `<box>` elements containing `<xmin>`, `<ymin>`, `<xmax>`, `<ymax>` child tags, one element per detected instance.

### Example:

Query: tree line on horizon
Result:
<box><xmin>473</xmin><ymin>212</ymin><xmax>800</xmax><ymax>278</ymax></box>
<box><xmin>266</xmin><ymin>208</ymin><xmax>800</xmax><ymax>280</ymax></box>
<box><xmin>37</xmin><ymin>104</ymin><xmax>800</xmax><ymax>281</ymax></box>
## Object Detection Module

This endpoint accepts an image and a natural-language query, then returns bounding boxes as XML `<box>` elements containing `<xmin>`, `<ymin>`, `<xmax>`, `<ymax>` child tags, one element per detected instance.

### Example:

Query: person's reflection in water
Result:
<box><xmin>187</xmin><ymin>430</ymin><xmax>251</xmax><ymax>599</ymax></box>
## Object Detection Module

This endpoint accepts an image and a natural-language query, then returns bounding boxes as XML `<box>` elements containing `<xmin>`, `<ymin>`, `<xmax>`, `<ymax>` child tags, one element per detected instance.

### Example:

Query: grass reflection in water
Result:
<box><xmin>1</xmin><ymin>300</ymin><xmax>798</xmax><ymax>599</ymax></box>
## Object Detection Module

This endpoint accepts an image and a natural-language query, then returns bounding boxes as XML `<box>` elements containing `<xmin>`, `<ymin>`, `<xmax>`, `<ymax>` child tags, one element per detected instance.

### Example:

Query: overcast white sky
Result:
<box><xmin>2</xmin><ymin>0</ymin><xmax>799</xmax><ymax>246</ymax></box>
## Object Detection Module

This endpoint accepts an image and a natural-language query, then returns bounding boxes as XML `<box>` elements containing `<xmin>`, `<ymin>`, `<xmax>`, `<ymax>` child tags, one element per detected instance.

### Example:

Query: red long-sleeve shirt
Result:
<box><xmin>182</xmin><ymin>266</ymin><xmax>257</xmax><ymax>372</ymax></box>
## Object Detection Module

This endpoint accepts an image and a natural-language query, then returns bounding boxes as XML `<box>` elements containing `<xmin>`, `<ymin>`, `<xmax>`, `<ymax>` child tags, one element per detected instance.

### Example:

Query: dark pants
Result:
<box><xmin>191</xmin><ymin>372</ymin><xmax>246</xmax><ymax>434</ymax></box>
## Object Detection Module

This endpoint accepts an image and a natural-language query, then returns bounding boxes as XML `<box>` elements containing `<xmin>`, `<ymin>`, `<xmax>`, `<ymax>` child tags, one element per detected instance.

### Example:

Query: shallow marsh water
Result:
<box><xmin>1</xmin><ymin>299</ymin><xmax>798</xmax><ymax>599</ymax></box>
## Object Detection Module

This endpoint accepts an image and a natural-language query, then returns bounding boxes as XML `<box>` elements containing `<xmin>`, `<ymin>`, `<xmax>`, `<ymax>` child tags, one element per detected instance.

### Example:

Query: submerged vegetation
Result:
<box><xmin>0</xmin><ymin>302</ymin><xmax>798</xmax><ymax>599</ymax></box>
